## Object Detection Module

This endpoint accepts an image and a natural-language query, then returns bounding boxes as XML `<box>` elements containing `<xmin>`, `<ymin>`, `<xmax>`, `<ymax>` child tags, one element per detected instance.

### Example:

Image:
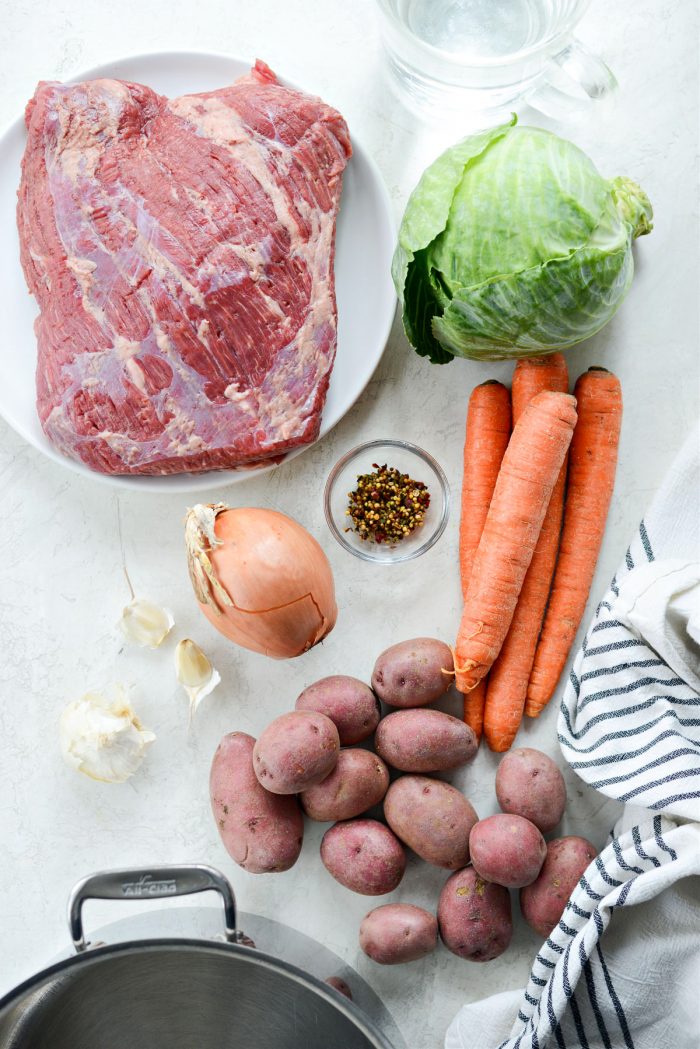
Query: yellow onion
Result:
<box><xmin>185</xmin><ymin>503</ymin><xmax>337</xmax><ymax>659</ymax></box>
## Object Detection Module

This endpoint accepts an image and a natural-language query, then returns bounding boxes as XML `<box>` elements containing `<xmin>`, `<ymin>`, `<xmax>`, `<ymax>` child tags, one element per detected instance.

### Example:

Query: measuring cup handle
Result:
<box><xmin>68</xmin><ymin>864</ymin><xmax>238</xmax><ymax>952</ymax></box>
<box><xmin>528</xmin><ymin>37</ymin><xmax>618</xmax><ymax>118</ymax></box>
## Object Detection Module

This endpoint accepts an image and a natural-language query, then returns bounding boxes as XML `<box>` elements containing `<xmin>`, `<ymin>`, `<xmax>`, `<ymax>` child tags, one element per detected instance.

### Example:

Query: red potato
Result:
<box><xmin>296</xmin><ymin>676</ymin><xmax>381</xmax><ymax>745</ymax></box>
<box><xmin>320</xmin><ymin>819</ymin><xmax>406</xmax><ymax>896</ymax></box>
<box><xmin>300</xmin><ymin>750</ymin><xmax>390</xmax><ymax>822</ymax></box>
<box><xmin>521</xmin><ymin>836</ymin><xmax>597</xmax><ymax>938</ymax></box>
<box><xmin>495</xmin><ymin>748</ymin><xmax>567</xmax><ymax>833</ymax></box>
<box><xmin>360</xmin><ymin>904</ymin><xmax>437</xmax><ymax>965</ymax></box>
<box><xmin>253</xmin><ymin>711</ymin><xmax>339</xmax><ymax>794</ymax></box>
<box><xmin>210</xmin><ymin>732</ymin><xmax>303</xmax><ymax>874</ymax></box>
<box><xmin>438</xmin><ymin>867</ymin><xmax>512</xmax><ymax>962</ymax></box>
<box><xmin>469</xmin><ymin>814</ymin><xmax>546</xmax><ymax>888</ymax></box>
<box><xmin>375</xmin><ymin>709</ymin><xmax>477</xmax><ymax>772</ymax></box>
<box><xmin>383</xmin><ymin>776</ymin><xmax>478</xmax><ymax>870</ymax></box>
<box><xmin>371</xmin><ymin>638</ymin><xmax>454</xmax><ymax>708</ymax></box>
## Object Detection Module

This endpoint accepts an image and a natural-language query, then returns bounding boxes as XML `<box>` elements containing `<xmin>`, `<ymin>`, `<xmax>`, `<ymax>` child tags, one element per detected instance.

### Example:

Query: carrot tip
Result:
<box><xmin>587</xmin><ymin>366</ymin><xmax>610</xmax><ymax>373</ymax></box>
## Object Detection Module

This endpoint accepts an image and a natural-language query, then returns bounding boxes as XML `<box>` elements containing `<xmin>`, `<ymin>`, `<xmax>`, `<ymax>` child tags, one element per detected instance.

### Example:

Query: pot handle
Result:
<box><xmin>68</xmin><ymin>864</ymin><xmax>238</xmax><ymax>952</ymax></box>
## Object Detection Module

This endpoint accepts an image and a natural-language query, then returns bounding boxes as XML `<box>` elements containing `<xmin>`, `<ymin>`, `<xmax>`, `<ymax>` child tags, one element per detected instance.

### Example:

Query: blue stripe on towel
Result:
<box><xmin>580</xmin><ymin>658</ymin><xmax>664</xmax><ymax>682</ymax></box>
<box><xmin>615</xmin><ymin>881</ymin><xmax>634</xmax><ymax>907</ymax></box>
<box><xmin>594</xmin><ymin>856</ymin><xmax>622</xmax><ymax>887</ymax></box>
<box><xmin>621</xmin><ymin>767</ymin><xmax>700</xmax><ymax>804</ymax></box>
<box><xmin>568</xmin><ymin>991</ymin><xmax>590</xmax><ymax>1048</ymax></box>
<box><xmin>568</xmin><ymin>899</ymin><xmax>592</xmax><ymax>920</ymax></box>
<box><xmin>582</xmin><ymin>952</ymin><xmax>612</xmax><ymax>1049</ymax></box>
<box><xmin>553</xmin><ymin>1024</ymin><xmax>567</xmax><ymax>1049</ymax></box>
<box><xmin>611</xmin><ymin>838</ymin><xmax>644</xmax><ymax>875</ymax></box>
<box><xmin>590</xmin><ymin>619</ymin><xmax>626</xmax><ymax>633</ymax></box>
<box><xmin>579</xmin><ymin>875</ymin><xmax>603</xmax><ymax>901</ymax></box>
<box><xmin>577</xmin><ymin>677</ymin><xmax>688</xmax><ymax>712</ymax></box>
<box><xmin>596</xmin><ymin>943</ymin><xmax>636</xmax><ymax>1049</ymax></box>
<box><xmin>565</xmin><ymin>729</ymin><xmax>700</xmax><ymax>768</ymax></box>
<box><xmin>631</xmin><ymin>825</ymin><xmax>661</xmax><ymax>867</ymax></box>
<box><xmin>547</xmin><ymin>978</ymin><xmax>562</xmax><ymax>1044</ymax></box>
<box><xmin>588</xmin><ymin>748</ymin><xmax>700</xmax><ymax>791</ymax></box>
<box><xmin>653</xmin><ymin>816</ymin><xmax>678</xmax><ymax>860</ymax></box>
<box><xmin>560</xmin><ymin>709</ymin><xmax>700</xmax><ymax>752</ymax></box>
<box><xmin>651</xmin><ymin>788</ymin><xmax>700</xmax><ymax>808</ymax></box>
<box><xmin>638</xmin><ymin>519</ymin><xmax>654</xmax><ymax>561</ymax></box>
<box><xmin>582</xmin><ymin>638</ymin><xmax>646</xmax><ymax>657</ymax></box>
<box><xmin>561</xmin><ymin>943</ymin><xmax>574</xmax><ymax>999</ymax></box>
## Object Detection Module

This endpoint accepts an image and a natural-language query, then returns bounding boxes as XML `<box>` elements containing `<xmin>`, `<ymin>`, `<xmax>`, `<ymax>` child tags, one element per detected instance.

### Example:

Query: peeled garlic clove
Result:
<box><xmin>119</xmin><ymin>599</ymin><xmax>174</xmax><ymax>649</ymax></box>
<box><xmin>175</xmin><ymin>638</ymin><xmax>215</xmax><ymax>689</ymax></box>
<box><xmin>59</xmin><ymin>686</ymin><xmax>155</xmax><ymax>783</ymax></box>
<box><xmin>175</xmin><ymin>639</ymin><xmax>220</xmax><ymax>720</ymax></box>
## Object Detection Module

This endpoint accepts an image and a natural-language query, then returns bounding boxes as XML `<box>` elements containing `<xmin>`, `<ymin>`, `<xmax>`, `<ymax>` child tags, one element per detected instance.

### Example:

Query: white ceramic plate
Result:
<box><xmin>0</xmin><ymin>51</ymin><xmax>396</xmax><ymax>492</ymax></box>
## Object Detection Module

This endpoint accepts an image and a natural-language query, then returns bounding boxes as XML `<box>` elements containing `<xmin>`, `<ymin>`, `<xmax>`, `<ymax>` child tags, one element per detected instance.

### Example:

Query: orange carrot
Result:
<box><xmin>526</xmin><ymin>367</ymin><xmax>622</xmax><ymax>717</ymax></box>
<box><xmin>511</xmin><ymin>355</ymin><xmax>569</xmax><ymax>421</ymax></box>
<box><xmin>460</xmin><ymin>381</ymin><xmax>512</xmax><ymax>598</ymax></box>
<box><xmin>463</xmin><ymin>681</ymin><xmax>488</xmax><ymax>743</ymax></box>
<box><xmin>483</xmin><ymin>355</ymin><xmax>569</xmax><ymax>752</ymax></box>
<box><xmin>459</xmin><ymin>381</ymin><xmax>512</xmax><ymax>738</ymax></box>
<box><xmin>455</xmin><ymin>391</ymin><xmax>578</xmax><ymax>694</ymax></box>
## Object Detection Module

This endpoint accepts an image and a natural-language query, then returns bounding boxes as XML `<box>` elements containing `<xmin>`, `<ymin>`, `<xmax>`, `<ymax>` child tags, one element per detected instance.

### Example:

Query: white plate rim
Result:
<box><xmin>0</xmin><ymin>49</ymin><xmax>397</xmax><ymax>493</ymax></box>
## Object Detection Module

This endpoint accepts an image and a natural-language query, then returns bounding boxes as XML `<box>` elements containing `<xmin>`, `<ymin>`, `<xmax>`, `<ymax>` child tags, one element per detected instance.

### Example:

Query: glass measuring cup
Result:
<box><xmin>374</xmin><ymin>0</ymin><xmax>617</xmax><ymax>118</ymax></box>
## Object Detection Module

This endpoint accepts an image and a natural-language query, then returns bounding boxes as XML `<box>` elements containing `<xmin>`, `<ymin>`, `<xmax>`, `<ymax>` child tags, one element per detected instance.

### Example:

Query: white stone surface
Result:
<box><xmin>0</xmin><ymin>1</ymin><xmax>697</xmax><ymax>1046</ymax></box>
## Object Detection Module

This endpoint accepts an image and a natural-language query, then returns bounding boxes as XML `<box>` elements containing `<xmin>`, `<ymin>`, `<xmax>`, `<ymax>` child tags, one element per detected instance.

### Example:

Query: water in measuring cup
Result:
<box><xmin>398</xmin><ymin>0</ymin><xmax>557</xmax><ymax>60</ymax></box>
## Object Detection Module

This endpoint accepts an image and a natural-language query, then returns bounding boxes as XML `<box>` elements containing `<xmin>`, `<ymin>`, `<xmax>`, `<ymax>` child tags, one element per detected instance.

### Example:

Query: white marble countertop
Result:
<box><xmin>0</xmin><ymin>1</ymin><xmax>697</xmax><ymax>1046</ymax></box>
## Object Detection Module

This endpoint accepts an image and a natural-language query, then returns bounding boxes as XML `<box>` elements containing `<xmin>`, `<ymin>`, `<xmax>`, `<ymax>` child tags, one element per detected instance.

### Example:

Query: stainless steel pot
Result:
<box><xmin>0</xmin><ymin>864</ymin><xmax>399</xmax><ymax>1049</ymax></box>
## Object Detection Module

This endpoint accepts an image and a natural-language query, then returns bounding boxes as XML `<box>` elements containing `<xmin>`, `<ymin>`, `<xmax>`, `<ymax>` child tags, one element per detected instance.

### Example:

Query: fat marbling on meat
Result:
<box><xmin>17</xmin><ymin>60</ymin><xmax>351</xmax><ymax>475</ymax></box>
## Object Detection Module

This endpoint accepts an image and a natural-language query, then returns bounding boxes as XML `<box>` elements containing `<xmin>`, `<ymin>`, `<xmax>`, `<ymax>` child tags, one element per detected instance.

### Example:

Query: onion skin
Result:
<box><xmin>186</xmin><ymin>505</ymin><xmax>337</xmax><ymax>659</ymax></box>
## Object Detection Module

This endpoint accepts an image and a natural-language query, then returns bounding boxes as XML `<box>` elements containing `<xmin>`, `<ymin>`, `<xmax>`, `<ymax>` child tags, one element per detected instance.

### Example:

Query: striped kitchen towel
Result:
<box><xmin>446</xmin><ymin>424</ymin><xmax>700</xmax><ymax>1049</ymax></box>
<box><xmin>559</xmin><ymin>424</ymin><xmax>700</xmax><ymax>821</ymax></box>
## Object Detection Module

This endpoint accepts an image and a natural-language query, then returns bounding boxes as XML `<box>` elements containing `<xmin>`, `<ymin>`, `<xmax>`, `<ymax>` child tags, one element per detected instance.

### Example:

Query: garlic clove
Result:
<box><xmin>175</xmin><ymin>639</ymin><xmax>221</xmax><ymax>720</ymax></box>
<box><xmin>119</xmin><ymin>599</ymin><xmax>174</xmax><ymax>649</ymax></box>
<box><xmin>175</xmin><ymin>638</ymin><xmax>215</xmax><ymax>689</ymax></box>
<box><xmin>59</xmin><ymin>686</ymin><xmax>155</xmax><ymax>783</ymax></box>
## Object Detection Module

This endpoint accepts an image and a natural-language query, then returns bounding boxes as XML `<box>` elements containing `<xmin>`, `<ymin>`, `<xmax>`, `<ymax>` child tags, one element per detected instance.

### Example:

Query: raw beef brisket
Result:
<box><xmin>17</xmin><ymin>61</ymin><xmax>351</xmax><ymax>474</ymax></box>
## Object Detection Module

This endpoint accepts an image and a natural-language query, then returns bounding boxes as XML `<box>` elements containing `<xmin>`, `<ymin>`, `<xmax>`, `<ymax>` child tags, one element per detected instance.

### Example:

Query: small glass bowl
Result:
<box><xmin>324</xmin><ymin>439</ymin><xmax>450</xmax><ymax>564</ymax></box>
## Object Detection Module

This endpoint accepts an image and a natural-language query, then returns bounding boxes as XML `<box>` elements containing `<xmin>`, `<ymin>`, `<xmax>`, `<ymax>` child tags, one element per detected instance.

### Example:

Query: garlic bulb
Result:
<box><xmin>119</xmin><ymin>599</ymin><xmax>174</xmax><ymax>648</ymax></box>
<box><xmin>185</xmin><ymin>504</ymin><xmax>337</xmax><ymax>659</ymax></box>
<box><xmin>175</xmin><ymin>638</ymin><xmax>220</xmax><ymax>720</ymax></box>
<box><xmin>59</xmin><ymin>687</ymin><xmax>156</xmax><ymax>783</ymax></box>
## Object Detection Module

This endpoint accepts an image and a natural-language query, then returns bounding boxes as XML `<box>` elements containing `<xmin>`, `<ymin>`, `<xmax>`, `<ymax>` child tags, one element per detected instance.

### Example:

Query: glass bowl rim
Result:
<box><xmin>323</xmin><ymin>438</ymin><xmax>450</xmax><ymax>564</ymax></box>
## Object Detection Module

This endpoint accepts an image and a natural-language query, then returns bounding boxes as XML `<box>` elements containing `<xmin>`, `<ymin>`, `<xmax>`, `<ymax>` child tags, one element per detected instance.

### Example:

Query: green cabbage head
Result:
<box><xmin>393</xmin><ymin>116</ymin><xmax>653</xmax><ymax>363</ymax></box>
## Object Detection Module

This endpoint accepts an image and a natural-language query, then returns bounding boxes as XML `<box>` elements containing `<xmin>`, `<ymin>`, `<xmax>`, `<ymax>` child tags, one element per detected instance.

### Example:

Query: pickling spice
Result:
<box><xmin>346</xmin><ymin>463</ymin><xmax>430</xmax><ymax>544</ymax></box>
